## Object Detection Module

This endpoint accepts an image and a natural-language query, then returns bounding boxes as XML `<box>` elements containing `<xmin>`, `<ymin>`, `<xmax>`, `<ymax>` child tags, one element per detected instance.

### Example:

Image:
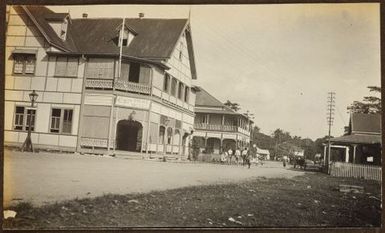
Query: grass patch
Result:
<box><xmin>3</xmin><ymin>173</ymin><xmax>381</xmax><ymax>229</ymax></box>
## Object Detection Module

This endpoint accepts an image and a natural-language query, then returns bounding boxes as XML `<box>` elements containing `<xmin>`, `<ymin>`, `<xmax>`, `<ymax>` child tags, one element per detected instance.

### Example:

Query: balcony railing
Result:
<box><xmin>85</xmin><ymin>79</ymin><xmax>151</xmax><ymax>95</ymax></box>
<box><xmin>194</xmin><ymin>123</ymin><xmax>237</xmax><ymax>132</ymax></box>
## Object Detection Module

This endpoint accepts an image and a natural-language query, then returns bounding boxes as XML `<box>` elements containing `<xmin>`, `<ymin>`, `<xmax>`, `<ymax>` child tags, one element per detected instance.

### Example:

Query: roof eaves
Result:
<box><xmin>22</xmin><ymin>6</ymin><xmax>71</xmax><ymax>53</ymax></box>
<box><xmin>185</xmin><ymin>24</ymin><xmax>198</xmax><ymax>80</ymax></box>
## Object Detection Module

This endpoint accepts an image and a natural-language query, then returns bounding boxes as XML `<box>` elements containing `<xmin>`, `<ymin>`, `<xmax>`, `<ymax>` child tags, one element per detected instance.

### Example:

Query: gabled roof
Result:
<box><xmin>22</xmin><ymin>6</ymin><xmax>189</xmax><ymax>60</ymax></box>
<box><xmin>351</xmin><ymin>113</ymin><xmax>381</xmax><ymax>134</ymax></box>
<box><xmin>194</xmin><ymin>86</ymin><xmax>227</xmax><ymax>108</ymax></box>
<box><xmin>23</xmin><ymin>6</ymin><xmax>77</xmax><ymax>52</ymax></box>
<box><xmin>70</xmin><ymin>18</ymin><xmax>188</xmax><ymax>58</ymax></box>
<box><xmin>194</xmin><ymin>86</ymin><xmax>253</xmax><ymax>122</ymax></box>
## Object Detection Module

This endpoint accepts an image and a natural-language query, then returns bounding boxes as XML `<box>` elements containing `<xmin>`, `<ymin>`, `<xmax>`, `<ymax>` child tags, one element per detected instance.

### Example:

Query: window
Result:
<box><xmin>13</xmin><ymin>106</ymin><xmax>36</xmax><ymax>131</ymax></box>
<box><xmin>178</xmin><ymin>82</ymin><xmax>184</xmax><ymax>99</ymax></box>
<box><xmin>13</xmin><ymin>54</ymin><xmax>36</xmax><ymax>75</ymax></box>
<box><xmin>184</xmin><ymin>86</ymin><xmax>190</xmax><ymax>102</ymax></box>
<box><xmin>60</xmin><ymin>19</ymin><xmax>68</xmax><ymax>40</ymax></box>
<box><xmin>128</xmin><ymin>62</ymin><xmax>140</xmax><ymax>83</ymax></box>
<box><xmin>171</xmin><ymin>78</ymin><xmax>177</xmax><ymax>97</ymax></box>
<box><xmin>119</xmin><ymin>29</ymin><xmax>134</xmax><ymax>47</ymax></box>
<box><xmin>163</xmin><ymin>73</ymin><xmax>170</xmax><ymax>92</ymax></box>
<box><xmin>159</xmin><ymin>126</ymin><xmax>165</xmax><ymax>144</ymax></box>
<box><xmin>86</xmin><ymin>58</ymin><xmax>114</xmax><ymax>79</ymax></box>
<box><xmin>50</xmin><ymin>108</ymin><xmax>73</xmax><ymax>134</ymax></box>
<box><xmin>54</xmin><ymin>57</ymin><xmax>78</xmax><ymax>77</ymax></box>
<box><xmin>166</xmin><ymin>127</ymin><xmax>173</xmax><ymax>145</ymax></box>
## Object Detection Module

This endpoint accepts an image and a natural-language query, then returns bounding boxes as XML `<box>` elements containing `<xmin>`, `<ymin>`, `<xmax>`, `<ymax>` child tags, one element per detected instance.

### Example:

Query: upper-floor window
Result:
<box><xmin>60</xmin><ymin>19</ymin><xmax>68</xmax><ymax>40</ymax></box>
<box><xmin>50</xmin><ymin>108</ymin><xmax>73</xmax><ymax>134</ymax></box>
<box><xmin>170</xmin><ymin>78</ymin><xmax>177</xmax><ymax>97</ymax></box>
<box><xmin>163</xmin><ymin>73</ymin><xmax>170</xmax><ymax>92</ymax></box>
<box><xmin>184</xmin><ymin>86</ymin><xmax>190</xmax><ymax>102</ymax></box>
<box><xmin>14</xmin><ymin>106</ymin><xmax>36</xmax><ymax>131</ymax></box>
<box><xmin>13</xmin><ymin>54</ymin><xmax>36</xmax><ymax>75</ymax></box>
<box><xmin>47</xmin><ymin>15</ymin><xmax>69</xmax><ymax>41</ymax></box>
<box><xmin>178</xmin><ymin>82</ymin><xmax>184</xmax><ymax>100</ymax></box>
<box><xmin>85</xmin><ymin>58</ymin><xmax>114</xmax><ymax>79</ymax></box>
<box><xmin>117</xmin><ymin>27</ymin><xmax>136</xmax><ymax>47</ymax></box>
<box><xmin>55</xmin><ymin>56</ymin><xmax>78</xmax><ymax>77</ymax></box>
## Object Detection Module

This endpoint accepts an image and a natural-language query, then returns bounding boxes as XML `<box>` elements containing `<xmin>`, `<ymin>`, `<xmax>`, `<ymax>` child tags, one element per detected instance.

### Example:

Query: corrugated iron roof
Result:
<box><xmin>70</xmin><ymin>18</ymin><xmax>187</xmax><ymax>58</ymax></box>
<box><xmin>330</xmin><ymin>134</ymin><xmax>381</xmax><ymax>145</ymax></box>
<box><xmin>23</xmin><ymin>6</ymin><xmax>189</xmax><ymax>60</ymax></box>
<box><xmin>194</xmin><ymin>86</ymin><xmax>227</xmax><ymax>108</ymax></box>
<box><xmin>24</xmin><ymin>6</ymin><xmax>78</xmax><ymax>52</ymax></box>
<box><xmin>44</xmin><ymin>13</ymin><xmax>69</xmax><ymax>21</ymax></box>
<box><xmin>194</xmin><ymin>107</ymin><xmax>238</xmax><ymax>115</ymax></box>
<box><xmin>351</xmin><ymin>113</ymin><xmax>381</xmax><ymax>134</ymax></box>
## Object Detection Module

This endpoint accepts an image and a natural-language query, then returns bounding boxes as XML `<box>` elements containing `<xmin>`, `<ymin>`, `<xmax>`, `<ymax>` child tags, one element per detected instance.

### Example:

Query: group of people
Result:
<box><xmin>220</xmin><ymin>147</ymin><xmax>254</xmax><ymax>168</ymax></box>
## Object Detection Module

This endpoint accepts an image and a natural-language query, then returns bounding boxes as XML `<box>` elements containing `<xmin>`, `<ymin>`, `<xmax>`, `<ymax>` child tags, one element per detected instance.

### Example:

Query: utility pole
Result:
<box><xmin>326</xmin><ymin>92</ymin><xmax>336</xmax><ymax>174</ymax></box>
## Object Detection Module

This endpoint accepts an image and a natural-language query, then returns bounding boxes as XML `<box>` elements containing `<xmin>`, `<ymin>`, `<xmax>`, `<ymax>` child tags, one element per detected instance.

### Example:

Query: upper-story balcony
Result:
<box><xmin>85</xmin><ymin>78</ymin><xmax>151</xmax><ymax>95</ymax></box>
<box><xmin>194</xmin><ymin>123</ymin><xmax>238</xmax><ymax>132</ymax></box>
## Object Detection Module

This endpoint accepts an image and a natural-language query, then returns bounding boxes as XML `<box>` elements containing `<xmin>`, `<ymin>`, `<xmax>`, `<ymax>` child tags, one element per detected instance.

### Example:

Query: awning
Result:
<box><xmin>12</xmin><ymin>49</ymin><xmax>38</xmax><ymax>56</ymax></box>
<box><xmin>256</xmin><ymin>147</ymin><xmax>270</xmax><ymax>155</ymax></box>
<box><xmin>330</xmin><ymin>134</ymin><xmax>382</xmax><ymax>145</ymax></box>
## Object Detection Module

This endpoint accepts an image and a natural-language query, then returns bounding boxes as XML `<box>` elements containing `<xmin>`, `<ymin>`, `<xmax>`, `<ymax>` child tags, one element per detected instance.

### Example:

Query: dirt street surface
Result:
<box><xmin>4</xmin><ymin>150</ymin><xmax>302</xmax><ymax>207</ymax></box>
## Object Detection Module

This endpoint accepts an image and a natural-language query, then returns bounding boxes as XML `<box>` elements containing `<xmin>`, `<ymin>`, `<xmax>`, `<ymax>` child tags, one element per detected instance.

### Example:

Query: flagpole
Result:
<box><xmin>109</xmin><ymin>18</ymin><xmax>125</xmax><ymax>155</ymax></box>
<box><xmin>118</xmin><ymin>17</ymin><xmax>125</xmax><ymax>79</ymax></box>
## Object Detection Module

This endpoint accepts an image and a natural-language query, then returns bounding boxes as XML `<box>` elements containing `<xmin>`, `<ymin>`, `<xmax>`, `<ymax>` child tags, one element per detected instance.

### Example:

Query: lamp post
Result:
<box><xmin>21</xmin><ymin>90</ymin><xmax>38</xmax><ymax>152</ymax></box>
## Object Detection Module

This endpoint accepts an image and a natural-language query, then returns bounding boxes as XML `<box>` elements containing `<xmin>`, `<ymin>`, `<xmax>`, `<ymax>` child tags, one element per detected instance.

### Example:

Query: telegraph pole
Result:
<box><xmin>326</xmin><ymin>92</ymin><xmax>336</xmax><ymax>174</ymax></box>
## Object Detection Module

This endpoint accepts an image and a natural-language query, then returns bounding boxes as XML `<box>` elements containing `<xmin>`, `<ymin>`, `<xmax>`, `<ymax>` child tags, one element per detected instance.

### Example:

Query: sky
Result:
<box><xmin>50</xmin><ymin>3</ymin><xmax>381</xmax><ymax>140</ymax></box>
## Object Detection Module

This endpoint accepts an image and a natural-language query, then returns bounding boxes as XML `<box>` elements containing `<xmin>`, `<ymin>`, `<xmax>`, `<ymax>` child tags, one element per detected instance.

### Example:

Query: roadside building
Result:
<box><xmin>192</xmin><ymin>86</ymin><xmax>253</xmax><ymax>154</ymax></box>
<box><xmin>325</xmin><ymin>113</ymin><xmax>381</xmax><ymax>165</ymax></box>
<box><xmin>4</xmin><ymin>5</ymin><xmax>197</xmax><ymax>157</ymax></box>
<box><xmin>256</xmin><ymin>147</ymin><xmax>270</xmax><ymax>160</ymax></box>
<box><xmin>325</xmin><ymin>113</ymin><xmax>381</xmax><ymax>180</ymax></box>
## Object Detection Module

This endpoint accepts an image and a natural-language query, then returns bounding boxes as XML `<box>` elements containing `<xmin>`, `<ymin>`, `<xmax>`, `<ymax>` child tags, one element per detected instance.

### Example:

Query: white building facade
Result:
<box><xmin>4</xmin><ymin>6</ymin><xmax>198</xmax><ymax>157</ymax></box>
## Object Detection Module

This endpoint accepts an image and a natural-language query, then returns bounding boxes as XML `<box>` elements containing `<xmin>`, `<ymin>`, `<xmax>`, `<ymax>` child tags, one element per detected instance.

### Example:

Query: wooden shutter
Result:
<box><xmin>66</xmin><ymin>57</ymin><xmax>78</xmax><ymax>77</ymax></box>
<box><xmin>139</xmin><ymin>66</ymin><xmax>151</xmax><ymax>84</ymax></box>
<box><xmin>55</xmin><ymin>57</ymin><xmax>67</xmax><ymax>76</ymax></box>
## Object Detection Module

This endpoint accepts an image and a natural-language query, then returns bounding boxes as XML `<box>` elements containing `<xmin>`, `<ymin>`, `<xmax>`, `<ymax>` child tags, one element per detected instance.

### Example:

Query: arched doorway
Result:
<box><xmin>207</xmin><ymin>138</ymin><xmax>221</xmax><ymax>154</ymax></box>
<box><xmin>223</xmin><ymin>139</ymin><xmax>236</xmax><ymax>151</ymax></box>
<box><xmin>116</xmin><ymin>119</ymin><xmax>143</xmax><ymax>152</ymax></box>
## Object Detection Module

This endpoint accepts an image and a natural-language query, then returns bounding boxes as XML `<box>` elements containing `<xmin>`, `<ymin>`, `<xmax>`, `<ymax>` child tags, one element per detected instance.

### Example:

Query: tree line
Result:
<box><xmin>227</xmin><ymin>86</ymin><xmax>381</xmax><ymax>160</ymax></box>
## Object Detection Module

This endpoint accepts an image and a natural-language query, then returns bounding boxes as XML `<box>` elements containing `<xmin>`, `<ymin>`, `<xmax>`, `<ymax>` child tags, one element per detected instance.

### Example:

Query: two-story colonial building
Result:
<box><xmin>4</xmin><ymin>5</ymin><xmax>197</xmax><ymax>157</ymax></box>
<box><xmin>192</xmin><ymin>86</ymin><xmax>253</xmax><ymax>154</ymax></box>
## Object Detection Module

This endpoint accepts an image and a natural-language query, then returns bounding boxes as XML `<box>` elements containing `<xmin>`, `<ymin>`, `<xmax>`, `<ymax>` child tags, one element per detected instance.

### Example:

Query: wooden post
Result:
<box><xmin>323</xmin><ymin>145</ymin><xmax>327</xmax><ymax>166</ymax></box>
<box><xmin>345</xmin><ymin>146</ymin><xmax>349</xmax><ymax>163</ymax></box>
<box><xmin>353</xmin><ymin>145</ymin><xmax>357</xmax><ymax>164</ymax></box>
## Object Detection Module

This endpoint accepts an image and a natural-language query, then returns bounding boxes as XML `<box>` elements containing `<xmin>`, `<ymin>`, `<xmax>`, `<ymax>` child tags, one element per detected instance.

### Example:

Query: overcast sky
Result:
<box><xmin>50</xmin><ymin>3</ymin><xmax>380</xmax><ymax>140</ymax></box>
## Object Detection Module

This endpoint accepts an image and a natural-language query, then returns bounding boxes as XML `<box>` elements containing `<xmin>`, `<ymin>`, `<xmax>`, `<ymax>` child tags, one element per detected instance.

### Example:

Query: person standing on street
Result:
<box><xmin>243</xmin><ymin>147</ymin><xmax>251</xmax><ymax>168</ymax></box>
<box><xmin>283</xmin><ymin>155</ymin><xmax>287</xmax><ymax>167</ymax></box>
<box><xmin>235</xmin><ymin>148</ymin><xmax>241</xmax><ymax>165</ymax></box>
<box><xmin>228</xmin><ymin>148</ymin><xmax>233</xmax><ymax>165</ymax></box>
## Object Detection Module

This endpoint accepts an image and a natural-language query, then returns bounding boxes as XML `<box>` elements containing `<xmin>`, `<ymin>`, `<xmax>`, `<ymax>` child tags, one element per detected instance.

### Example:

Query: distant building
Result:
<box><xmin>326</xmin><ymin>113</ymin><xmax>381</xmax><ymax>166</ymax></box>
<box><xmin>4</xmin><ymin>6</ymin><xmax>198</xmax><ymax>157</ymax></box>
<box><xmin>293</xmin><ymin>150</ymin><xmax>304</xmax><ymax>157</ymax></box>
<box><xmin>256</xmin><ymin>147</ymin><xmax>270</xmax><ymax>160</ymax></box>
<box><xmin>192</xmin><ymin>86</ymin><xmax>253</xmax><ymax>154</ymax></box>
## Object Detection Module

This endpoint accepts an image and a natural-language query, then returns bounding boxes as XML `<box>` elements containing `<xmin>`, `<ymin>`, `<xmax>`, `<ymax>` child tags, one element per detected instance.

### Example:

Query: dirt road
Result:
<box><xmin>4</xmin><ymin>150</ymin><xmax>303</xmax><ymax>207</ymax></box>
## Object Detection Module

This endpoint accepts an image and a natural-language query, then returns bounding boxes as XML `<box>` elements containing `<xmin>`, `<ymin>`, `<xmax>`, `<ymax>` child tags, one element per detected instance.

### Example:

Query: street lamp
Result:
<box><xmin>21</xmin><ymin>90</ymin><xmax>38</xmax><ymax>152</ymax></box>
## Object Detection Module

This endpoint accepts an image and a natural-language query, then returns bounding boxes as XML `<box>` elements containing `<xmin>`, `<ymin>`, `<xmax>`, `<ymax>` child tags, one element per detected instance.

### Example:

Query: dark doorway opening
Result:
<box><xmin>128</xmin><ymin>62</ymin><xmax>140</xmax><ymax>83</ymax></box>
<box><xmin>116</xmin><ymin>119</ymin><xmax>142</xmax><ymax>151</ymax></box>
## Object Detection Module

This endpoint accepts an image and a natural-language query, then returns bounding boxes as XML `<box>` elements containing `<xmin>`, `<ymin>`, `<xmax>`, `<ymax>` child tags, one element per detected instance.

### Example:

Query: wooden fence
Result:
<box><xmin>330</xmin><ymin>162</ymin><xmax>382</xmax><ymax>181</ymax></box>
